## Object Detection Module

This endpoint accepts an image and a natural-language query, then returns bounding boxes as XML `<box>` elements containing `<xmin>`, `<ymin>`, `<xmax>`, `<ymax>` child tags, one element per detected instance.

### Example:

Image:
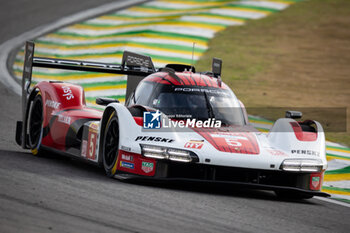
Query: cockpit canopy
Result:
<box><xmin>127</xmin><ymin>72</ymin><xmax>247</xmax><ymax>126</ymax></box>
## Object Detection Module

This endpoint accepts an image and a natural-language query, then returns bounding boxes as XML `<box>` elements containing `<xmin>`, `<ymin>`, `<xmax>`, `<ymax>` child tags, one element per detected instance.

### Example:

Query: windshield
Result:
<box><xmin>151</xmin><ymin>87</ymin><xmax>246</xmax><ymax>126</ymax></box>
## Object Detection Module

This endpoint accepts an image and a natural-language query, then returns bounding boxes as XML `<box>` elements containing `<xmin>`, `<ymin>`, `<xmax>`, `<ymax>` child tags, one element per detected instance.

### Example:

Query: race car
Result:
<box><xmin>16</xmin><ymin>41</ymin><xmax>329</xmax><ymax>199</ymax></box>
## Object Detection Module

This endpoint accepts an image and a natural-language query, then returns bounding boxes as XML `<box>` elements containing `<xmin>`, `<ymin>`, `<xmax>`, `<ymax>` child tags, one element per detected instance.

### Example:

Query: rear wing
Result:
<box><xmin>19</xmin><ymin>41</ymin><xmax>155</xmax><ymax>148</ymax></box>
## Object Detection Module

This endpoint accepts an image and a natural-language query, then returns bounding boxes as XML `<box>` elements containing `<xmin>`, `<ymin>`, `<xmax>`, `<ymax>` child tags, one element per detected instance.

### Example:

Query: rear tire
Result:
<box><xmin>102</xmin><ymin>111</ymin><xmax>120</xmax><ymax>177</ymax></box>
<box><xmin>28</xmin><ymin>93</ymin><xmax>45</xmax><ymax>156</ymax></box>
<box><xmin>275</xmin><ymin>190</ymin><xmax>313</xmax><ymax>200</ymax></box>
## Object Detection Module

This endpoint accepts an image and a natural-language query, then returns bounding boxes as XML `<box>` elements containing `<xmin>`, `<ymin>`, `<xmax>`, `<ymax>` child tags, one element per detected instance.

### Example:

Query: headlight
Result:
<box><xmin>142</xmin><ymin>145</ymin><xmax>167</xmax><ymax>159</ymax></box>
<box><xmin>141</xmin><ymin>145</ymin><xmax>193</xmax><ymax>162</ymax></box>
<box><xmin>167</xmin><ymin>149</ymin><xmax>191</xmax><ymax>162</ymax></box>
<box><xmin>281</xmin><ymin>159</ymin><xmax>323</xmax><ymax>172</ymax></box>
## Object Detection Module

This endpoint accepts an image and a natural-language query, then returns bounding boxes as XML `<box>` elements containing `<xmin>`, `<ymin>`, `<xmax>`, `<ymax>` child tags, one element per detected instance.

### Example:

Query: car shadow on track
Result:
<box><xmin>122</xmin><ymin>178</ymin><xmax>319</xmax><ymax>205</ymax></box>
<box><xmin>0</xmin><ymin>149</ymin><xmax>322</xmax><ymax>205</ymax></box>
<box><xmin>0</xmin><ymin>149</ymin><xmax>106</xmax><ymax>180</ymax></box>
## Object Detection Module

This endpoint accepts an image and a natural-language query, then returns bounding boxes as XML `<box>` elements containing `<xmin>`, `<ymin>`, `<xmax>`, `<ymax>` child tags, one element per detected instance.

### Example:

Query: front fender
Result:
<box><xmin>268</xmin><ymin>118</ymin><xmax>327</xmax><ymax>168</ymax></box>
<box><xmin>97</xmin><ymin>103</ymin><xmax>141</xmax><ymax>165</ymax></box>
<box><xmin>97</xmin><ymin>104</ymin><xmax>186</xmax><ymax>165</ymax></box>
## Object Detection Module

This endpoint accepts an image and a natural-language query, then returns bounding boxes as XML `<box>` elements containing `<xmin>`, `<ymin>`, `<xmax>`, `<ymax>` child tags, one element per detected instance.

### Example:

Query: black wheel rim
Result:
<box><xmin>104</xmin><ymin>117</ymin><xmax>119</xmax><ymax>169</ymax></box>
<box><xmin>29</xmin><ymin>97</ymin><xmax>43</xmax><ymax>148</ymax></box>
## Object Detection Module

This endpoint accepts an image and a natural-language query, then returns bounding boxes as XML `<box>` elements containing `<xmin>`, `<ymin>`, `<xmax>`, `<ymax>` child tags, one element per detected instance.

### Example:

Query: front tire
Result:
<box><xmin>102</xmin><ymin>111</ymin><xmax>120</xmax><ymax>177</ymax></box>
<box><xmin>28</xmin><ymin>93</ymin><xmax>45</xmax><ymax>156</ymax></box>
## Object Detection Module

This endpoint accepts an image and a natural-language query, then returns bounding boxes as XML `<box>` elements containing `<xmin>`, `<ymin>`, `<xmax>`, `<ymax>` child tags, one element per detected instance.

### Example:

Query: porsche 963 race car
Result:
<box><xmin>16</xmin><ymin>41</ymin><xmax>329</xmax><ymax>199</ymax></box>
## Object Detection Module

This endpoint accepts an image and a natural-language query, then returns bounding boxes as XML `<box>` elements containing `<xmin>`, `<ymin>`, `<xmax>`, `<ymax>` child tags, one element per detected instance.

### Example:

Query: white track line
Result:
<box><xmin>314</xmin><ymin>196</ymin><xmax>350</xmax><ymax>208</ymax></box>
<box><xmin>0</xmin><ymin>0</ymin><xmax>148</xmax><ymax>95</ymax></box>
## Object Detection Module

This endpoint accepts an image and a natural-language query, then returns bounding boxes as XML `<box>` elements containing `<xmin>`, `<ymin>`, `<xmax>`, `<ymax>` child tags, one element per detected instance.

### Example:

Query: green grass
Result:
<box><xmin>196</xmin><ymin>0</ymin><xmax>350</xmax><ymax>146</ymax></box>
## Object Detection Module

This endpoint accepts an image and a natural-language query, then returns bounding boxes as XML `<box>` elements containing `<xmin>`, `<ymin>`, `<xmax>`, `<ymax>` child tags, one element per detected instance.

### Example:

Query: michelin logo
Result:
<box><xmin>143</xmin><ymin>110</ymin><xmax>161</xmax><ymax>129</ymax></box>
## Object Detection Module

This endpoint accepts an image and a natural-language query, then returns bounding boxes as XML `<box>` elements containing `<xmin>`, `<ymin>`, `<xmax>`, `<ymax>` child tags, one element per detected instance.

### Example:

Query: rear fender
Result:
<box><xmin>34</xmin><ymin>81</ymin><xmax>85</xmax><ymax>125</ymax></box>
<box><xmin>21</xmin><ymin>81</ymin><xmax>85</xmax><ymax>148</ymax></box>
<box><xmin>22</xmin><ymin>81</ymin><xmax>86</xmax><ymax>150</ymax></box>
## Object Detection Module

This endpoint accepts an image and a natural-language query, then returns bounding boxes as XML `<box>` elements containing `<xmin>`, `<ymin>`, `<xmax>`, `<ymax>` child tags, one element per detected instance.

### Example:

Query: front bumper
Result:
<box><xmin>115</xmin><ymin>174</ymin><xmax>330</xmax><ymax>197</ymax></box>
<box><xmin>116</xmin><ymin>161</ymin><xmax>330</xmax><ymax>197</ymax></box>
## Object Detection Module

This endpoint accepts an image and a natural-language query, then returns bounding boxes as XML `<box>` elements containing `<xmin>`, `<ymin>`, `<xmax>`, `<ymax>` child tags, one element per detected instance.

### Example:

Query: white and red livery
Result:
<box><xmin>16</xmin><ymin>41</ymin><xmax>329</xmax><ymax>199</ymax></box>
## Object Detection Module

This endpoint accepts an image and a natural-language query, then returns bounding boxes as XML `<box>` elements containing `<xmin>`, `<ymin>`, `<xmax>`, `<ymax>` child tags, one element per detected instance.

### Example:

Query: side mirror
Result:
<box><xmin>285</xmin><ymin>110</ymin><xmax>302</xmax><ymax>119</ymax></box>
<box><xmin>96</xmin><ymin>97</ymin><xmax>119</xmax><ymax>106</ymax></box>
<box><xmin>212</xmin><ymin>58</ymin><xmax>222</xmax><ymax>78</ymax></box>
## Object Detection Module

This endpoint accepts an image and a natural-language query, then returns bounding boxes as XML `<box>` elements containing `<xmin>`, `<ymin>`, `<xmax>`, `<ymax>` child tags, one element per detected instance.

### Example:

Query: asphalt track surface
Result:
<box><xmin>0</xmin><ymin>1</ymin><xmax>349</xmax><ymax>233</ymax></box>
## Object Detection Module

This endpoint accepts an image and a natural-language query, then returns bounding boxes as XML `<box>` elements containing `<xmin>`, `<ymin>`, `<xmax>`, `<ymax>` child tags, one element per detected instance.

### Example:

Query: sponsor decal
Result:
<box><xmin>143</xmin><ymin>110</ymin><xmax>221</xmax><ymax>129</ymax></box>
<box><xmin>45</xmin><ymin>100</ymin><xmax>61</xmax><ymax>109</ymax></box>
<box><xmin>174</xmin><ymin>87</ymin><xmax>229</xmax><ymax>96</ymax></box>
<box><xmin>312</xmin><ymin>177</ymin><xmax>320</xmax><ymax>189</ymax></box>
<box><xmin>211</xmin><ymin>133</ymin><xmax>247</xmax><ymax>139</ymax></box>
<box><xmin>120</xmin><ymin>161</ymin><xmax>134</xmax><ymax>169</ymax></box>
<box><xmin>141</xmin><ymin>161</ymin><xmax>154</xmax><ymax>173</ymax></box>
<box><xmin>291</xmin><ymin>150</ymin><xmax>320</xmax><ymax>156</ymax></box>
<box><xmin>266</xmin><ymin>149</ymin><xmax>288</xmax><ymax>156</ymax></box>
<box><xmin>184</xmin><ymin>140</ymin><xmax>204</xmax><ymax>149</ymax></box>
<box><xmin>58</xmin><ymin>114</ymin><xmax>71</xmax><ymax>125</ymax></box>
<box><xmin>127</xmin><ymin>55</ymin><xmax>151</xmax><ymax>68</ymax></box>
<box><xmin>62</xmin><ymin>86</ymin><xmax>74</xmax><ymax>100</ymax></box>
<box><xmin>89</xmin><ymin>122</ymin><xmax>99</xmax><ymax>133</ymax></box>
<box><xmin>135</xmin><ymin>136</ymin><xmax>174</xmax><ymax>143</ymax></box>
<box><xmin>310</xmin><ymin>173</ymin><xmax>322</xmax><ymax>190</ymax></box>
<box><xmin>81</xmin><ymin>140</ymin><xmax>87</xmax><ymax>157</ymax></box>
<box><xmin>121</xmin><ymin>154</ymin><xmax>133</xmax><ymax>162</ymax></box>
<box><xmin>121</xmin><ymin>146</ymin><xmax>131</xmax><ymax>152</ymax></box>
<box><xmin>24</xmin><ymin>66</ymin><xmax>31</xmax><ymax>73</ymax></box>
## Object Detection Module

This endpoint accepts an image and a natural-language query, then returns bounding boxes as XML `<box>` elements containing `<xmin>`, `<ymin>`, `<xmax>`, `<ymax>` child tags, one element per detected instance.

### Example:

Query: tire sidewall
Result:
<box><xmin>102</xmin><ymin>111</ymin><xmax>120</xmax><ymax>177</ymax></box>
<box><xmin>28</xmin><ymin>93</ymin><xmax>44</xmax><ymax>155</ymax></box>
